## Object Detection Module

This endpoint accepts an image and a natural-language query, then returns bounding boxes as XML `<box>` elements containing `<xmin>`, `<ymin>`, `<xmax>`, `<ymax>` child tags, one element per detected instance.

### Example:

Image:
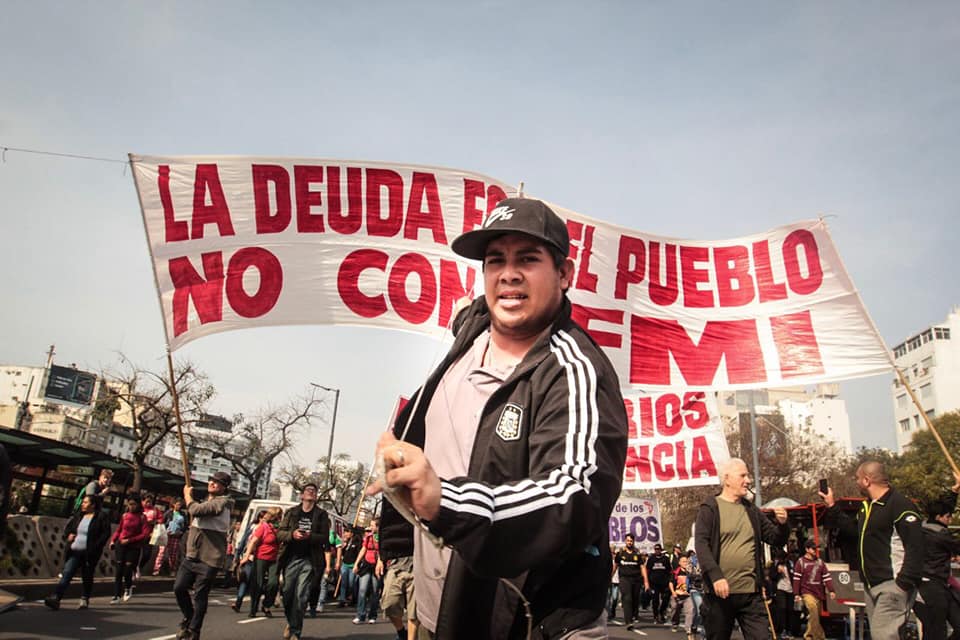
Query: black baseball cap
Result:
<box><xmin>451</xmin><ymin>198</ymin><xmax>569</xmax><ymax>260</ymax></box>
<box><xmin>210</xmin><ymin>471</ymin><xmax>232</xmax><ymax>487</ymax></box>
<box><xmin>804</xmin><ymin>539</ymin><xmax>818</xmax><ymax>549</ymax></box>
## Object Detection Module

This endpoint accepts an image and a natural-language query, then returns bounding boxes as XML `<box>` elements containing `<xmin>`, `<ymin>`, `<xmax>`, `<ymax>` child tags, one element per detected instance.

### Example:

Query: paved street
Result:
<box><xmin>0</xmin><ymin>587</ymin><xmax>692</xmax><ymax>640</ymax></box>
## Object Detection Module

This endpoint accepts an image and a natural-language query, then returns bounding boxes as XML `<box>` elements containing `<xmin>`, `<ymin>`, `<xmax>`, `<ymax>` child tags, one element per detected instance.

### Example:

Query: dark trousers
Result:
<box><xmin>772</xmin><ymin>589</ymin><xmax>797</xmax><ymax>636</ymax></box>
<box><xmin>248</xmin><ymin>558</ymin><xmax>279</xmax><ymax>614</ymax></box>
<box><xmin>174</xmin><ymin>557</ymin><xmax>219</xmax><ymax>633</ymax></box>
<box><xmin>620</xmin><ymin>575</ymin><xmax>643</xmax><ymax>624</ymax></box>
<box><xmin>114</xmin><ymin>544</ymin><xmax>140</xmax><ymax>596</ymax></box>
<box><xmin>701</xmin><ymin>592</ymin><xmax>771</xmax><ymax>640</ymax></box>
<box><xmin>651</xmin><ymin>583</ymin><xmax>671</xmax><ymax>620</ymax></box>
<box><xmin>56</xmin><ymin>550</ymin><xmax>97</xmax><ymax>599</ymax></box>
<box><xmin>915</xmin><ymin>580</ymin><xmax>960</xmax><ymax>640</ymax></box>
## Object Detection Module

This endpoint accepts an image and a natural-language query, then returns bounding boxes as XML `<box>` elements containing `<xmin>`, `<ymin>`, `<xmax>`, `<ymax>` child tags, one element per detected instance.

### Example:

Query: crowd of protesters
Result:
<box><xmin>34</xmin><ymin>455</ymin><xmax>960</xmax><ymax>640</ymax></box>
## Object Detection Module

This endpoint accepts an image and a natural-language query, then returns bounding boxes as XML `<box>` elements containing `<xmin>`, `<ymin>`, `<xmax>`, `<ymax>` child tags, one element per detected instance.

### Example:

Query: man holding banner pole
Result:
<box><xmin>695</xmin><ymin>458</ymin><xmax>788</xmax><ymax>640</ymax></box>
<box><xmin>372</xmin><ymin>198</ymin><xmax>628</xmax><ymax>639</ymax></box>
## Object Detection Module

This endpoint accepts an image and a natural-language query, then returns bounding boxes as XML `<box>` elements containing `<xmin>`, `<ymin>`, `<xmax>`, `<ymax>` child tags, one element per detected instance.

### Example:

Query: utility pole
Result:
<box><xmin>749</xmin><ymin>389</ymin><xmax>762</xmax><ymax>507</ymax></box>
<box><xmin>311</xmin><ymin>384</ymin><xmax>340</xmax><ymax>478</ymax></box>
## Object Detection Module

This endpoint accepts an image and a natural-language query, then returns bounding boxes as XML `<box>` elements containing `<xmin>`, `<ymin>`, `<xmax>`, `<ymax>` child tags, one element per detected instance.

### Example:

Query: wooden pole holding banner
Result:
<box><xmin>130</xmin><ymin>156</ymin><xmax>192</xmax><ymax>489</ymax></box>
<box><xmin>894</xmin><ymin>365</ymin><xmax>960</xmax><ymax>476</ymax></box>
<box><xmin>166</xmin><ymin>349</ymin><xmax>192</xmax><ymax>488</ymax></box>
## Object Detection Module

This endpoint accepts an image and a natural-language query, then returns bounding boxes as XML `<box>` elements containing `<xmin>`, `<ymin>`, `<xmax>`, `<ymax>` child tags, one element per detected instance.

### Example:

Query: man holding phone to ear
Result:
<box><xmin>820</xmin><ymin>462</ymin><xmax>923</xmax><ymax>640</ymax></box>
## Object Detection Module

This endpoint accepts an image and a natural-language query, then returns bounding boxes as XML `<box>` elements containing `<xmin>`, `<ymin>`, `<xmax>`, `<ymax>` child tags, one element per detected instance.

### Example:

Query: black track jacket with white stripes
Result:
<box><xmin>381</xmin><ymin>296</ymin><xmax>627</xmax><ymax>639</ymax></box>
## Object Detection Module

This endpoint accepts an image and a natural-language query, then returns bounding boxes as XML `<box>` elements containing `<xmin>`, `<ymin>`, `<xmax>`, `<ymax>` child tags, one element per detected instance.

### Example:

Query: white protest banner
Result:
<box><xmin>621</xmin><ymin>390</ymin><xmax>730</xmax><ymax>490</ymax></box>
<box><xmin>609</xmin><ymin>495</ymin><xmax>662</xmax><ymax>552</ymax></box>
<box><xmin>131</xmin><ymin>156</ymin><xmax>514</xmax><ymax>350</ymax></box>
<box><xmin>132</xmin><ymin>155</ymin><xmax>892</xmax><ymax>392</ymax></box>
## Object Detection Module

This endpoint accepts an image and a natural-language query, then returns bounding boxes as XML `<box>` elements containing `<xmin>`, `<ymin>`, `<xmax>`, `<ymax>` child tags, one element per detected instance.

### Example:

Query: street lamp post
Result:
<box><xmin>311</xmin><ymin>384</ymin><xmax>340</xmax><ymax>477</ymax></box>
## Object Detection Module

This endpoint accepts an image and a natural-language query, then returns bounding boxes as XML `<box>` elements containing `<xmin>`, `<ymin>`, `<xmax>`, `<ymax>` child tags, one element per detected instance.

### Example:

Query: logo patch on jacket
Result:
<box><xmin>496</xmin><ymin>404</ymin><xmax>523</xmax><ymax>442</ymax></box>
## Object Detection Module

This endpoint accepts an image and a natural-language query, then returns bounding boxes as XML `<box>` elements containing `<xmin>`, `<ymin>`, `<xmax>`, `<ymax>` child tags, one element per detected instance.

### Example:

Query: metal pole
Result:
<box><xmin>326</xmin><ymin>388</ymin><xmax>339</xmax><ymax>477</ymax></box>
<box><xmin>749</xmin><ymin>390</ymin><xmax>762</xmax><ymax>507</ymax></box>
<box><xmin>311</xmin><ymin>384</ymin><xmax>340</xmax><ymax>477</ymax></box>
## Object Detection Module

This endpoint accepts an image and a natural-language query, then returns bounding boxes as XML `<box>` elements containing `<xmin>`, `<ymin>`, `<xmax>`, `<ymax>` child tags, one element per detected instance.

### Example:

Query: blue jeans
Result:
<box><xmin>56</xmin><ymin>550</ymin><xmax>97</xmax><ymax>599</ymax></box>
<box><xmin>356</xmin><ymin>571</ymin><xmax>381</xmax><ymax>621</ymax></box>
<box><xmin>608</xmin><ymin>583</ymin><xmax>621</xmax><ymax>618</ymax></box>
<box><xmin>282</xmin><ymin>556</ymin><xmax>314</xmax><ymax>636</ymax></box>
<box><xmin>339</xmin><ymin>563</ymin><xmax>356</xmax><ymax>604</ymax></box>
<box><xmin>690</xmin><ymin>589</ymin><xmax>703</xmax><ymax>631</ymax></box>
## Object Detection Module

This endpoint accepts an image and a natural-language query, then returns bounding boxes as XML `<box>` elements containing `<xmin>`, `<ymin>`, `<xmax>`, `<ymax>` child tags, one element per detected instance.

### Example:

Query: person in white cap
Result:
<box><xmin>374</xmin><ymin>198</ymin><xmax>628</xmax><ymax>639</ymax></box>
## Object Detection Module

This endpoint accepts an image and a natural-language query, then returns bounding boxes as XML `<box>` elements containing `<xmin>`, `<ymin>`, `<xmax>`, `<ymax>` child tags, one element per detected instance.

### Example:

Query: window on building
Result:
<box><xmin>900</xmin><ymin>419</ymin><xmax>911</xmax><ymax>432</ymax></box>
<box><xmin>921</xmin><ymin>384</ymin><xmax>932</xmax><ymax>399</ymax></box>
<box><xmin>923</xmin><ymin>329</ymin><xmax>933</xmax><ymax>343</ymax></box>
<box><xmin>909</xmin><ymin>336</ymin><xmax>922</xmax><ymax>350</ymax></box>
<box><xmin>935</xmin><ymin>327</ymin><xmax>951</xmax><ymax>340</ymax></box>
<box><xmin>921</xmin><ymin>356</ymin><xmax>934</xmax><ymax>370</ymax></box>
<box><xmin>926</xmin><ymin>409</ymin><xmax>936</xmax><ymax>421</ymax></box>
<box><xmin>914</xmin><ymin>415</ymin><xmax>921</xmax><ymax>428</ymax></box>
<box><xmin>945</xmin><ymin>328</ymin><xmax>951</xmax><ymax>340</ymax></box>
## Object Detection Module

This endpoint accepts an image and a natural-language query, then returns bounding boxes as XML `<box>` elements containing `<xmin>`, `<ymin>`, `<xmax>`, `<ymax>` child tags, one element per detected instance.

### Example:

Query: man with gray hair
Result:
<box><xmin>694</xmin><ymin>458</ymin><xmax>788</xmax><ymax>640</ymax></box>
<box><xmin>821</xmin><ymin>461</ymin><xmax>923</xmax><ymax>640</ymax></box>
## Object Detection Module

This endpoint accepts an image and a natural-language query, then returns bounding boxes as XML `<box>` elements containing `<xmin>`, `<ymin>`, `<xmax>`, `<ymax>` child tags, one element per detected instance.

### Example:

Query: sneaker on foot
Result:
<box><xmin>78</xmin><ymin>598</ymin><xmax>89</xmax><ymax>610</ymax></box>
<box><xmin>308</xmin><ymin>608</ymin><xmax>316</xmax><ymax>618</ymax></box>
<box><xmin>368</xmin><ymin>617</ymin><xmax>376</xmax><ymax>624</ymax></box>
<box><xmin>109</xmin><ymin>596</ymin><xmax>121</xmax><ymax>605</ymax></box>
<box><xmin>123</xmin><ymin>587</ymin><xmax>133</xmax><ymax>602</ymax></box>
<box><xmin>282</xmin><ymin>624</ymin><xmax>291</xmax><ymax>640</ymax></box>
<box><xmin>352</xmin><ymin>616</ymin><xmax>363</xmax><ymax>624</ymax></box>
<box><xmin>261</xmin><ymin>606</ymin><xmax>273</xmax><ymax>617</ymax></box>
<box><xmin>317</xmin><ymin>604</ymin><xmax>324</xmax><ymax>614</ymax></box>
<box><xmin>43</xmin><ymin>596</ymin><xmax>60</xmax><ymax>610</ymax></box>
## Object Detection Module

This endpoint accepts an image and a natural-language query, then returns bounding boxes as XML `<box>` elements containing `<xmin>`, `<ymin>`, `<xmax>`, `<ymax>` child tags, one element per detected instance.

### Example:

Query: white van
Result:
<box><xmin>236</xmin><ymin>498</ymin><xmax>298</xmax><ymax>545</ymax></box>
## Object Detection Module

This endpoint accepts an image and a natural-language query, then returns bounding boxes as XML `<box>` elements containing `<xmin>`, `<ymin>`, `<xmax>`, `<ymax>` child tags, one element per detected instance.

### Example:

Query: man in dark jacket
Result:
<box><xmin>694</xmin><ymin>457</ymin><xmax>789</xmax><ymax>640</ymax></box>
<box><xmin>821</xmin><ymin>461</ymin><xmax>923</xmax><ymax>640</ymax></box>
<box><xmin>913</xmin><ymin>473</ymin><xmax>960</xmax><ymax>640</ymax></box>
<box><xmin>373</xmin><ymin>198</ymin><xmax>629</xmax><ymax>639</ymax></box>
<box><xmin>645</xmin><ymin>543</ymin><xmax>673</xmax><ymax>624</ymax></box>
<box><xmin>615</xmin><ymin>534</ymin><xmax>644</xmax><ymax>629</ymax></box>
<box><xmin>277</xmin><ymin>483</ymin><xmax>330</xmax><ymax>640</ymax></box>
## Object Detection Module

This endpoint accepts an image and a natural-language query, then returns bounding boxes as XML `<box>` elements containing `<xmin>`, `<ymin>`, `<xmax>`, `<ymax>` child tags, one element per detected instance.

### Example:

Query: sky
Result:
<box><xmin>2</xmin><ymin>2</ymin><xmax>958</xmax><ymax>474</ymax></box>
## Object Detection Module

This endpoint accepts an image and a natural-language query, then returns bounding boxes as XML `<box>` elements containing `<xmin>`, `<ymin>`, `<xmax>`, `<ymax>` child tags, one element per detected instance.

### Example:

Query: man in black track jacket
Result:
<box><xmin>821</xmin><ymin>461</ymin><xmax>923</xmax><ymax>640</ymax></box>
<box><xmin>374</xmin><ymin>198</ymin><xmax>628</xmax><ymax>639</ymax></box>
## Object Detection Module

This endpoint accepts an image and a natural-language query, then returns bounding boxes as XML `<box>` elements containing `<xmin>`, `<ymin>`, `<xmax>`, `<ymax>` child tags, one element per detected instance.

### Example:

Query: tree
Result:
<box><xmin>190</xmin><ymin>387</ymin><xmax>322</xmax><ymax>499</ymax></box>
<box><xmin>657</xmin><ymin>413</ymin><xmax>856</xmax><ymax>547</ymax></box>
<box><xmin>889</xmin><ymin>411</ymin><xmax>960</xmax><ymax>508</ymax></box>
<box><xmin>280</xmin><ymin>453</ymin><xmax>376</xmax><ymax>519</ymax></box>
<box><xmin>100</xmin><ymin>355</ymin><xmax>214</xmax><ymax>492</ymax></box>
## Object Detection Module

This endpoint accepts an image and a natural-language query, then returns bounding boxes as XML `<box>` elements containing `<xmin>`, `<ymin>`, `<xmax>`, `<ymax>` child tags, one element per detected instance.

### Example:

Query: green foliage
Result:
<box><xmin>891</xmin><ymin>411</ymin><xmax>960</xmax><ymax>509</ymax></box>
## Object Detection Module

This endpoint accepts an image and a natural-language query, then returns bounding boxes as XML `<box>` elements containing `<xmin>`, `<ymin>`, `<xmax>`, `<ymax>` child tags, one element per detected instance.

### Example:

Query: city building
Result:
<box><xmin>891</xmin><ymin>307</ymin><xmax>960</xmax><ymax>453</ymax></box>
<box><xmin>717</xmin><ymin>384</ymin><xmax>853</xmax><ymax>455</ymax></box>
<box><xmin>0</xmin><ymin>362</ymin><xmax>112</xmax><ymax>450</ymax></box>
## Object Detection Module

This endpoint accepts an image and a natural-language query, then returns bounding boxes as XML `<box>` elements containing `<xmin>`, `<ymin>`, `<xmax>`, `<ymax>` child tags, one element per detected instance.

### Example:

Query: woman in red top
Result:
<box><xmin>243</xmin><ymin>506</ymin><xmax>282</xmax><ymax>618</ymax></box>
<box><xmin>353</xmin><ymin>518</ymin><xmax>381</xmax><ymax>624</ymax></box>
<box><xmin>109</xmin><ymin>496</ymin><xmax>149</xmax><ymax>603</ymax></box>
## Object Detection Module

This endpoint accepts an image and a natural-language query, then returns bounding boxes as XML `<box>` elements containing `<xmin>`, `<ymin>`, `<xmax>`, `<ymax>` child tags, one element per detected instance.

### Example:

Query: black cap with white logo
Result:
<box><xmin>451</xmin><ymin>198</ymin><xmax>569</xmax><ymax>260</ymax></box>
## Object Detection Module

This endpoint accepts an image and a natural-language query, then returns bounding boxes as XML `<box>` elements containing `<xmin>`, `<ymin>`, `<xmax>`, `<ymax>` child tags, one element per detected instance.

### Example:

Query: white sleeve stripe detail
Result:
<box><xmin>440</xmin><ymin>329</ymin><xmax>604</xmax><ymax>524</ymax></box>
<box><xmin>493</xmin><ymin>485</ymin><xmax>585</xmax><ymax>521</ymax></box>
<box><xmin>440</xmin><ymin>498</ymin><xmax>494</xmax><ymax>521</ymax></box>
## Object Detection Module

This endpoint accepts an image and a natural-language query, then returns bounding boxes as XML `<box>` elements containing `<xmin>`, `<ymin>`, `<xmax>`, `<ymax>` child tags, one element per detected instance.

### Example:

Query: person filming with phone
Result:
<box><xmin>819</xmin><ymin>462</ymin><xmax>923</xmax><ymax>640</ymax></box>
